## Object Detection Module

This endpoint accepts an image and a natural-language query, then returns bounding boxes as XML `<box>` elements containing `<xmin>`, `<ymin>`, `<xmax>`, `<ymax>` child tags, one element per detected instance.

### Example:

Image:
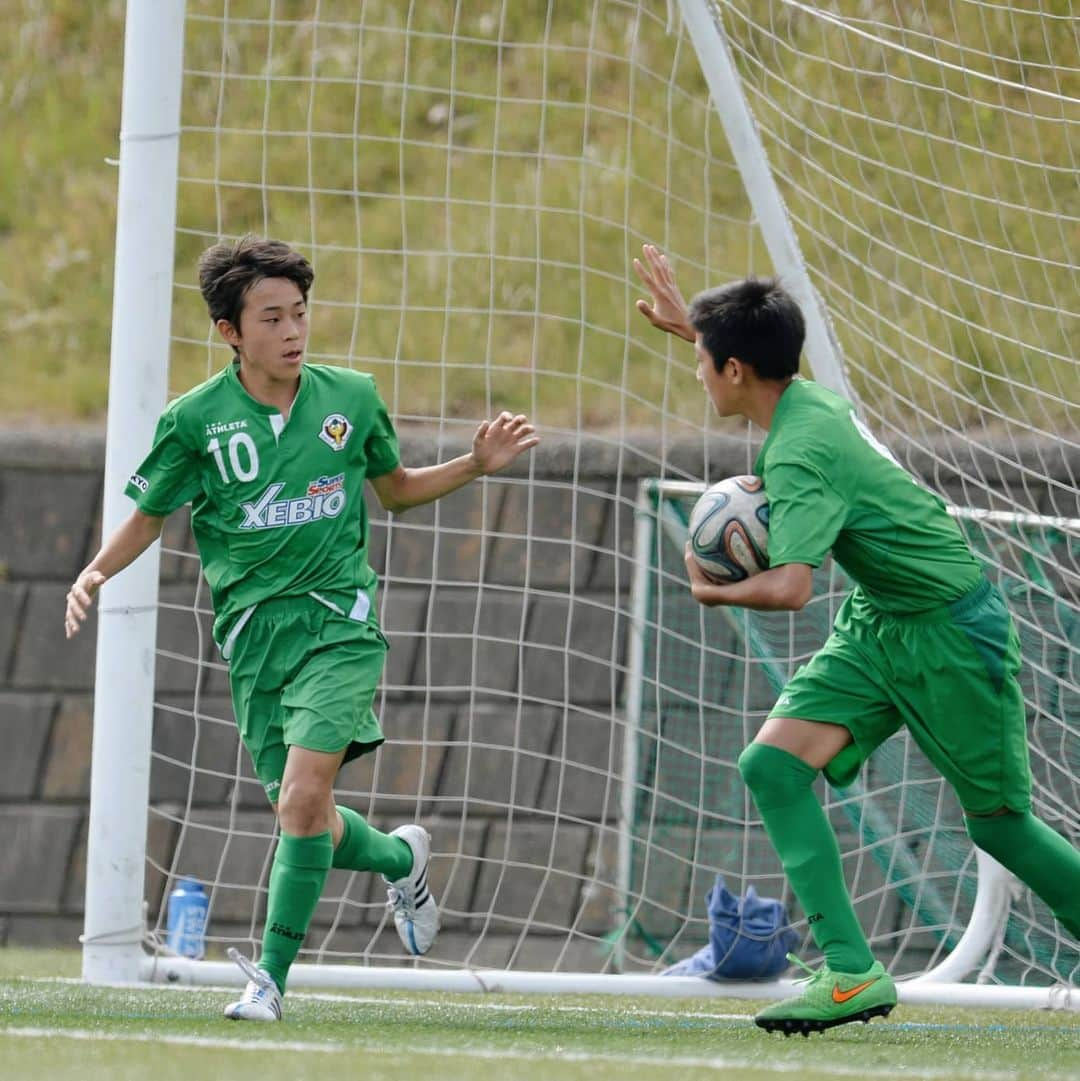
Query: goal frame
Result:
<box><xmin>81</xmin><ymin>0</ymin><xmax>184</xmax><ymax>987</ymax></box>
<box><xmin>83</xmin><ymin>0</ymin><xmax>1077</xmax><ymax>1011</ymax></box>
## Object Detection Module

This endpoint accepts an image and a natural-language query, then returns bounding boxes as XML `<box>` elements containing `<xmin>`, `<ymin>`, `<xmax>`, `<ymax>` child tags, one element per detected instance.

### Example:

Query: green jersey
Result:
<box><xmin>125</xmin><ymin>360</ymin><xmax>400</xmax><ymax>643</ymax></box>
<box><xmin>753</xmin><ymin>379</ymin><xmax>981</xmax><ymax>613</ymax></box>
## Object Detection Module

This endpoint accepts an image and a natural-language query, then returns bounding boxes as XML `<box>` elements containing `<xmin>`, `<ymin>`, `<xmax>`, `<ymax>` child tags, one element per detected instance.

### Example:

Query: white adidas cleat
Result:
<box><xmin>384</xmin><ymin>824</ymin><xmax>440</xmax><ymax>955</ymax></box>
<box><xmin>223</xmin><ymin>947</ymin><xmax>283</xmax><ymax>1022</ymax></box>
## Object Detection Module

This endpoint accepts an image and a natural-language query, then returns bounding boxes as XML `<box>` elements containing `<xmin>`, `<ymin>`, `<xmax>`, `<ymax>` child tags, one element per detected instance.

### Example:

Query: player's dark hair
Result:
<box><xmin>197</xmin><ymin>235</ymin><xmax>314</xmax><ymax>333</ymax></box>
<box><xmin>687</xmin><ymin>277</ymin><xmax>804</xmax><ymax>380</ymax></box>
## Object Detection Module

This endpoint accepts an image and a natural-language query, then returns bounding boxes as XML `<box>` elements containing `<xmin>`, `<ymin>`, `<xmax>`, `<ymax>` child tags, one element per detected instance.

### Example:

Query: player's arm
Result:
<box><xmin>633</xmin><ymin>244</ymin><xmax>696</xmax><ymax>342</ymax></box>
<box><xmin>684</xmin><ymin>546</ymin><xmax>814</xmax><ymax>611</ymax></box>
<box><xmin>64</xmin><ymin>509</ymin><xmax>166</xmax><ymax>638</ymax></box>
<box><xmin>370</xmin><ymin>411</ymin><xmax>539</xmax><ymax>513</ymax></box>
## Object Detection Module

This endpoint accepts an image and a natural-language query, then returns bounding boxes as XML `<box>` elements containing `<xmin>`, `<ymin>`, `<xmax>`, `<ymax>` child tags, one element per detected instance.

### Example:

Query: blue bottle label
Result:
<box><xmin>167</xmin><ymin>886</ymin><xmax>208</xmax><ymax>959</ymax></box>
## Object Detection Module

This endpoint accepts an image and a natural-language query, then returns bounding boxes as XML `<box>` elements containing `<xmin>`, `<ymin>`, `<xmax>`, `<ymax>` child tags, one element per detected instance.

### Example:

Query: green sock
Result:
<box><xmin>259</xmin><ymin>831</ymin><xmax>333</xmax><ymax>994</ymax></box>
<box><xmin>966</xmin><ymin>811</ymin><xmax>1080</xmax><ymax>940</ymax></box>
<box><xmin>332</xmin><ymin>805</ymin><xmax>413</xmax><ymax>880</ymax></box>
<box><xmin>738</xmin><ymin>742</ymin><xmax>875</xmax><ymax>974</ymax></box>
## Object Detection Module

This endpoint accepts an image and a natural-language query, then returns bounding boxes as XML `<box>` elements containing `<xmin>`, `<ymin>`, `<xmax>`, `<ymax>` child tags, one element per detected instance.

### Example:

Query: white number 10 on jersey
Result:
<box><xmin>207</xmin><ymin>433</ymin><xmax>260</xmax><ymax>484</ymax></box>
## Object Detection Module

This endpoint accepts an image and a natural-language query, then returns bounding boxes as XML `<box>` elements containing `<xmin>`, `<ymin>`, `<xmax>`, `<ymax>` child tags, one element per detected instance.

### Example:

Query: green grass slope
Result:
<box><xmin>3</xmin><ymin>2</ymin><xmax>1074</xmax><ymax>429</ymax></box>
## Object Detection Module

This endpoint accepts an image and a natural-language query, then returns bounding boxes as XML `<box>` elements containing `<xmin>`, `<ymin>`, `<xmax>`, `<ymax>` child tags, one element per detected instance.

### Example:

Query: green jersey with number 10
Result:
<box><xmin>754</xmin><ymin>378</ymin><xmax>982</xmax><ymax>613</ymax></box>
<box><xmin>125</xmin><ymin>360</ymin><xmax>400</xmax><ymax>642</ymax></box>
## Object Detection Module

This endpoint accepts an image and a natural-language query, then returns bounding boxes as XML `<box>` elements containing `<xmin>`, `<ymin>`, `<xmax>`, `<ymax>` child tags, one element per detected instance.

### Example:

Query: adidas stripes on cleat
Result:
<box><xmin>223</xmin><ymin>948</ymin><xmax>283</xmax><ymax>1022</ymax></box>
<box><xmin>384</xmin><ymin>824</ymin><xmax>440</xmax><ymax>956</ymax></box>
<box><xmin>754</xmin><ymin>954</ymin><xmax>897</xmax><ymax>1036</ymax></box>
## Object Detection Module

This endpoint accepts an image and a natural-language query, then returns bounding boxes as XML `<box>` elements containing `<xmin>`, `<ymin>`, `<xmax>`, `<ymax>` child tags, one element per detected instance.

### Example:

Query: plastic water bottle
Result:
<box><xmin>165</xmin><ymin>877</ymin><xmax>208</xmax><ymax>959</ymax></box>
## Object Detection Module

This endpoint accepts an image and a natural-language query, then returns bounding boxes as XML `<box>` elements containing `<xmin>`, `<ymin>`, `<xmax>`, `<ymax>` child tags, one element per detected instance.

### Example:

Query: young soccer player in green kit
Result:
<box><xmin>634</xmin><ymin>243</ymin><xmax>1080</xmax><ymax>1035</ymax></box>
<box><xmin>64</xmin><ymin>235</ymin><xmax>539</xmax><ymax>1022</ymax></box>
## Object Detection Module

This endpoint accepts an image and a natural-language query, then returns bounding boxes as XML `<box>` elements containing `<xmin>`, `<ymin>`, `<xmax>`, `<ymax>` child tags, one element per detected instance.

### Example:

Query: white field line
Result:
<box><xmin>292</xmin><ymin>989</ymin><xmax>753</xmax><ymax>1022</ymax></box>
<box><xmin>0</xmin><ymin>1025</ymin><xmax>1063</xmax><ymax>1081</ymax></box>
<box><xmin>3</xmin><ymin>1026</ymin><xmax>339</xmax><ymax>1055</ymax></box>
<box><xmin>35</xmin><ymin>976</ymin><xmax>752</xmax><ymax>1021</ymax></box>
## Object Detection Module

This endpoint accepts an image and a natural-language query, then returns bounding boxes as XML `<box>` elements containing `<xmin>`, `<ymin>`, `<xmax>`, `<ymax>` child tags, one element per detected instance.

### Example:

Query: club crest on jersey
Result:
<box><xmin>319</xmin><ymin>413</ymin><xmax>352</xmax><ymax>451</ymax></box>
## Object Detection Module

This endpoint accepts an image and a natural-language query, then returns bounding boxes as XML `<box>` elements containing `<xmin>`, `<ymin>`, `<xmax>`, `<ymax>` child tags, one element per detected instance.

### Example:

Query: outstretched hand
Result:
<box><xmin>633</xmin><ymin>244</ymin><xmax>695</xmax><ymax>342</ymax></box>
<box><xmin>471</xmin><ymin>411</ymin><xmax>539</xmax><ymax>475</ymax></box>
<box><xmin>65</xmin><ymin>569</ymin><xmax>107</xmax><ymax>639</ymax></box>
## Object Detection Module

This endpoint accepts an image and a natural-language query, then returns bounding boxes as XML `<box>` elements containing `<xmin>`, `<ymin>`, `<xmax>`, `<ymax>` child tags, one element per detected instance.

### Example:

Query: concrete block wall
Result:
<box><xmin>1</xmin><ymin>426</ymin><xmax>1074</xmax><ymax>972</ymax></box>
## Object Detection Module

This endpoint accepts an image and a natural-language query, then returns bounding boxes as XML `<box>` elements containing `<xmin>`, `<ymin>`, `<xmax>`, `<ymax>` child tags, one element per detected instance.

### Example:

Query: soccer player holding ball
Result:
<box><xmin>64</xmin><ymin>236</ymin><xmax>538</xmax><ymax>1021</ymax></box>
<box><xmin>635</xmin><ymin>243</ymin><xmax>1080</xmax><ymax>1034</ymax></box>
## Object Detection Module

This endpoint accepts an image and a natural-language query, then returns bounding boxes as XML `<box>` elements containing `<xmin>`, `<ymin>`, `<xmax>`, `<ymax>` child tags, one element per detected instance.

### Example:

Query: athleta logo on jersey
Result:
<box><xmin>239</xmin><ymin>473</ymin><xmax>346</xmax><ymax>529</ymax></box>
<box><xmin>319</xmin><ymin>413</ymin><xmax>352</xmax><ymax>451</ymax></box>
<box><xmin>205</xmin><ymin>419</ymin><xmax>248</xmax><ymax>436</ymax></box>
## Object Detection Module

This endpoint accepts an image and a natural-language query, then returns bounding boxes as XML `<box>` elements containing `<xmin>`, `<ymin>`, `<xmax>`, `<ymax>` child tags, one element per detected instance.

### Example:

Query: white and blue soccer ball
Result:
<box><xmin>688</xmin><ymin>475</ymin><xmax>769</xmax><ymax>583</ymax></box>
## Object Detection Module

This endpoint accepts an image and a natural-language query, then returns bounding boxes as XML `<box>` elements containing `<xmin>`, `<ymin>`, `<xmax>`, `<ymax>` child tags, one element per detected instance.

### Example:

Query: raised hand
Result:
<box><xmin>471</xmin><ymin>412</ymin><xmax>539</xmax><ymax>475</ymax></box>
<box><xmin>65</xmin><ymin>569</ymin><xmax>107</xmax><ymax>638</ymax></box>
<box><xmin>633</xmin><ymin>244</ymin><xmax>695</xmax><ymax>342</ymax></box>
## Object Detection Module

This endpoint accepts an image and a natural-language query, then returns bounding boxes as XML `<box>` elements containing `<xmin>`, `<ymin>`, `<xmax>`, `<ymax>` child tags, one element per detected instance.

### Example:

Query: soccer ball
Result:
<box><xmin>688</xmin><ymin>475</ymin><xmax>769</xmax><ymax>583</ymax></box>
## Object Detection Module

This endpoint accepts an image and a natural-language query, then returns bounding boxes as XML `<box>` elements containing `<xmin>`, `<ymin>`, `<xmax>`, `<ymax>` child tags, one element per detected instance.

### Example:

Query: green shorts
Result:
<box><xmin>771</xmin><ymin>577</ymin><xmax>1031</xmax><ymax>815</ymax></box>
<box><xmin>222</xmin><ymin>591</ymin><xmax>387</xmax><ymax>802</ymax></box>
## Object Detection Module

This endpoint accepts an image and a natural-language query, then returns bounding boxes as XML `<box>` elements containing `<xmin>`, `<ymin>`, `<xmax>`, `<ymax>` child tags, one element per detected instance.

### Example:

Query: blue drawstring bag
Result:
<box><xmin>662</xmin><ymin>875</ymin><xmax>799</xmax><ymax>980</ymax></box>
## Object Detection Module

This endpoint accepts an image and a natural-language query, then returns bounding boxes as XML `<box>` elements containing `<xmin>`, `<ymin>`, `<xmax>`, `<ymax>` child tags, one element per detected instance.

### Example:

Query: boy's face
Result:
<box><xmin>218</xmin><ymin>276</ymin><xmax>308</xmax><ymax>383</ymax></box>
<box><xmin>695</xmin><ymin>335</ymin><xmax>739</xmax><ymax>416</ymax></box>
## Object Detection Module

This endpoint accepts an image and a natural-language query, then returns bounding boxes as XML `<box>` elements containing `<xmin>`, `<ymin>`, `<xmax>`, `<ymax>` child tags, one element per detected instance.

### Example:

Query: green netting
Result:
<box><xmin>621</xmin><ymin>482</ymin><xmax>1079</xmax><ymax>985</ymax></box>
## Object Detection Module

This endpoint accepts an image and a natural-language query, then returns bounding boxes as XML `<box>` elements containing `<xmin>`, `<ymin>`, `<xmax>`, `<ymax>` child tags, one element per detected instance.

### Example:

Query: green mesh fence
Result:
<box><xmin>621</xmin><ymin>481</ymin><xmax>1079</xmax><ymax>985</ymax></box>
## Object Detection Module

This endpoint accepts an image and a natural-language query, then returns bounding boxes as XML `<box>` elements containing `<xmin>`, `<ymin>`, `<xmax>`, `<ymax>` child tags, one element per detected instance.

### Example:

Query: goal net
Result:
<box><xmin>86</xmin><ymin>0</ymin><xmax>1078</xmax><ymax>1005</ymax></box>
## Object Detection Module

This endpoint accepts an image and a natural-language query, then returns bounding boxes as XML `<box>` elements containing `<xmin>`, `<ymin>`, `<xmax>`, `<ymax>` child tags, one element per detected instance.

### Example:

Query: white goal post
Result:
<box><xmin>84</xmin><ymin>0</ymin><xmax>1078</xmax><ymax>1010</ymax></box>
<box><xmin>81</xmin><ymin>0</ymin><xmax>184</xmax><ymax>987</ymax></box>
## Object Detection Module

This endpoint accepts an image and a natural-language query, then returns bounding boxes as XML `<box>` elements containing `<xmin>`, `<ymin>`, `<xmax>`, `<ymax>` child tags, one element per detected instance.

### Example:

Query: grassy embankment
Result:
<box><xmin>3</xmin><ymin>2</ymin><xmax>1074</xmax><ymax>429</ymax></box>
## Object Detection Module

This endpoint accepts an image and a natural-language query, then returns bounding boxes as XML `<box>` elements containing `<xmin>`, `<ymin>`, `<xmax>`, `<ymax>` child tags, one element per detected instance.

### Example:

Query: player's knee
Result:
<box><xmin>738</xmin><ymin>742</ymin><xmax>782</xmax><ymax>798</ymax></box>
<box><xmin>965</xmin><ymin>808</ymin><xmax>1018</xmax><ymax>848</ymax></box>
<box><xmin>738</xmin><ymin>741</ymin><xmax>817</xmax><ymax>805</ymax></box>
<box><xmin>737</xmin><ymin>744</ymin><xmax>764</xmax><ymax>795</ymax></box>
<box><xmin>277</xmin><ymin>777</ymin><xmax>333</xmax><ymax>835</ymax></box>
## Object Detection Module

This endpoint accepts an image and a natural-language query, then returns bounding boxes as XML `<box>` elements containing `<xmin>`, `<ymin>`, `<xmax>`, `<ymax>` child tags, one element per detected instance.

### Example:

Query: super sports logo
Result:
<box><xmin>239</xmin><ymin>473</ymin><xmax>346</xmax><ymax>530</ymax></box>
